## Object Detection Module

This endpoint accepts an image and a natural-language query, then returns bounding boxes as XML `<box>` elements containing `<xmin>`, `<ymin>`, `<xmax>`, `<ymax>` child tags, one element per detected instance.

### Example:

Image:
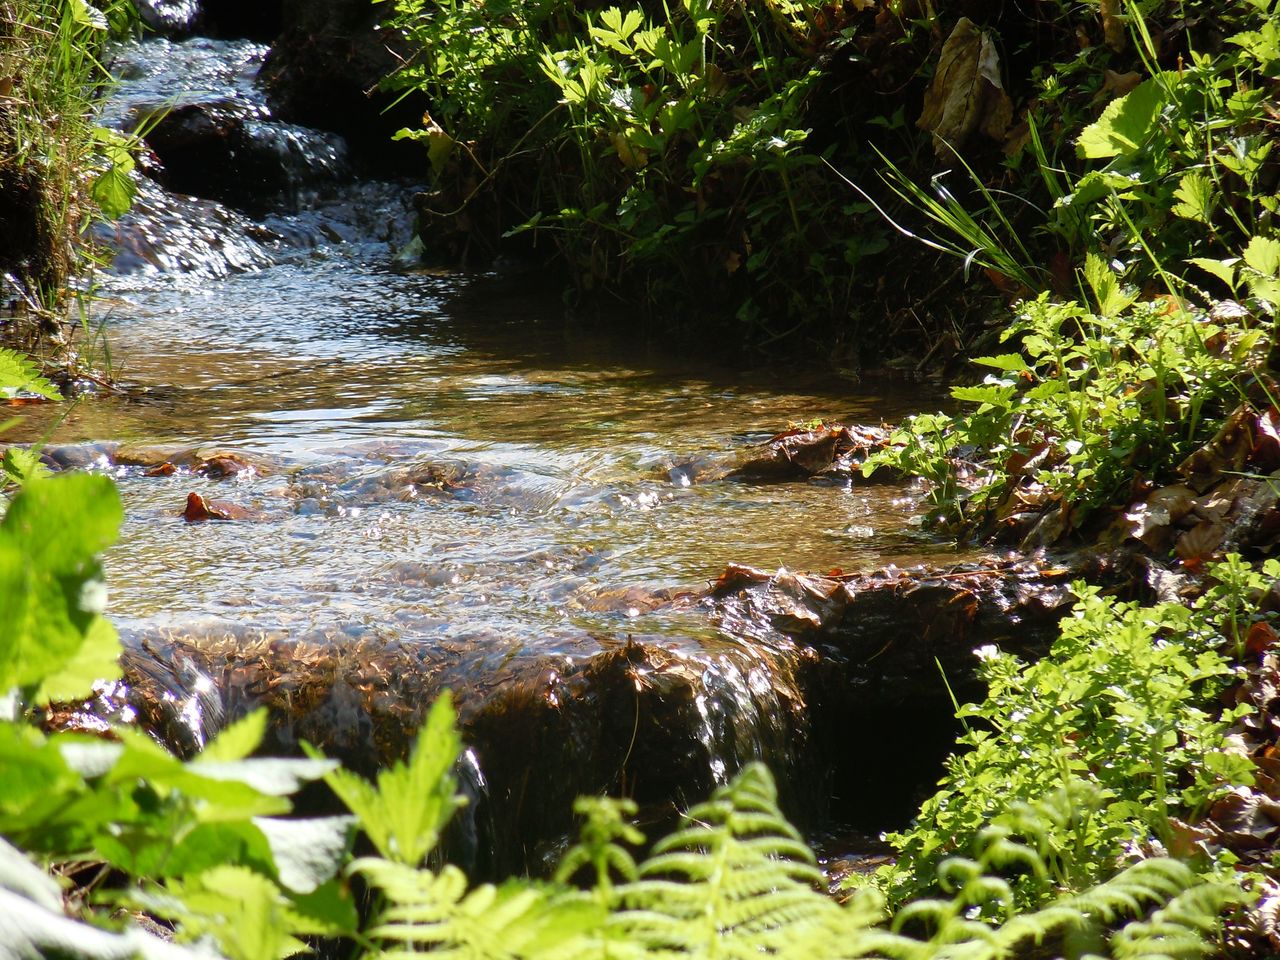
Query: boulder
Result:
<box><xmin>259</xmin><ymin>0</ymin><xmax>427</xmax><ymax>171</ymax></box>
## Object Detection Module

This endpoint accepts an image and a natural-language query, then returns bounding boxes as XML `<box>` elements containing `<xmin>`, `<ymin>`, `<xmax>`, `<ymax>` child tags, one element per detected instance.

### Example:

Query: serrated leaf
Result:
<box><xmin>0</xmin><ymin>348</ymin><xmax>61</xmax><ymax>400</ymax></box>
<box><xmin>1171</xmin><ymin>171</ymin><xmax>1216</xmax><ymax>223</ymax></box>
<box><xmin>198</xmin><ymin>709</ymin><xmax>267</xmax><ymax>763</ymax></box>
<box><xmin>316</xmin><ymin>692</ymin><xmax>463</xmax><ymax>866</ymax></box>
<box><xmin>0</xmin><ymin>473</ymin><xmax>122</xmax><ymax>698</ymax></box>
<box><xmin>1243</xmin><ymin>235</ymin><xmax>1280</xmax><ymax>276</ymax></box>
<box><xmin>972</xmin><ymin>353</ymin><xmax>1029</xmax><ymax>372</ymax></box>
<box><xmin>1187</xmin><ymin>256</ymin><xmax>1238</xmax><ymax>288</ymax></box>
<box><xmin>1083</xmin><ymin>252</ymin><xmax>1135</xmax><ymax>316</ymax></box>
<box><xmin>1078</xmin><ymin>76</ymin><xmax>1167</xmax><ymax>159</ymax></box>
<box><xmin>2</xmin><ymin>447</ymin><xmax>51</xmax><ymax>487</ymax></box>
<box><xmin>253</xmin><ymin>816</ymin><xmax>354</xmax><ymax>894</ymax></box>
<box><xmin>90</xmin><ymin>165</ymin><xmax>136</xmax><ymax>220</ymax></box>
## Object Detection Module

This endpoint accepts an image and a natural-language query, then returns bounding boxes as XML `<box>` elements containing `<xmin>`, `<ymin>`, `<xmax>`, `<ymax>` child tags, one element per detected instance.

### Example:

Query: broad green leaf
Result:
<box><xmin>1171</xmin><ymin>171</ymin><xmax>1216</xmax><ymax>223</ymax></box>
<box><xmin>0</xmin><ymin>473</ymin><xmax>123</xmax><ymax>698</ymax></box>
<box><xmin>951</xmin><ymin>384</ymin><xmax>1017</xmax><ymax>406</ymax></box>
<box><xmin>1187</xmin><ymin>256</ymin><xmax>1238</xmax><ymax>288</ymax></box>
<box><xmin>190</xmin><ymin>757</ymin><xmax>338</xmax><ymax>798</ymax></box>
<box><xmin>253</xmin><ymin>816</ymin><xmax>355</xmax><ymax>893</ymax></box>
<box><xmin>0</xmin><ymin>348</ymin><xmax>60</xmax><ymax>400</ymax></box>
<box><xmin>316</xmin><ymin>692</ymin><xmax>463</xmax><ymax>866</ymax></box>
<box><xmin>1243</xmin><ymin>235</ymin><xmax>1280</xmax><ymax>276</ymax></box>
<box><xmin>972</xmin><ymin>353</ymin><xmax>1029</xmax><ymax>373</ymax></box>
<box><xmin>91</xmin><ymin>165</ymin><xmax>136</xmax><ymax>220</ymax></box>
<box><xmin>34</xmin><ymin>615</ymin><xmax>123</xmax><ymax>704</ymax></box>
<box><xmin>1077</xmin><ymin>76</ymin><xmax>1167</xmax><ymax>159</ymax></box>
<box><xmin>68</xmin><ymin>0</ymin><xmax>109</xmax><ymax>30</ymax></box>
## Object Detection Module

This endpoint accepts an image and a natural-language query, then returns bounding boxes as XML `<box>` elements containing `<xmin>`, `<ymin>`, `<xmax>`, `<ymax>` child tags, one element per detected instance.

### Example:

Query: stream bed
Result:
<box><xmin>14</xmin><ymin>33</ymin><xmax>989</xmax><ymax>877</ymax></box>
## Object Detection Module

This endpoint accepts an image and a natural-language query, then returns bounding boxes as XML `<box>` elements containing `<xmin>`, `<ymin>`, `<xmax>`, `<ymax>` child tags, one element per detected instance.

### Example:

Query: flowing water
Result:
<box><xmin>15</xmin><ymin>35</ymin><xmax>972</xmax><ymax>873</ymax></box>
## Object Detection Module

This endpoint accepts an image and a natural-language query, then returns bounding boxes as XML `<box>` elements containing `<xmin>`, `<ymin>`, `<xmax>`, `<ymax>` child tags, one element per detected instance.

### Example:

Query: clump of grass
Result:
<box><xmin>0</xmin><ymin>0</ymin><xmax>134</xmax><ymax>353</ymax></box>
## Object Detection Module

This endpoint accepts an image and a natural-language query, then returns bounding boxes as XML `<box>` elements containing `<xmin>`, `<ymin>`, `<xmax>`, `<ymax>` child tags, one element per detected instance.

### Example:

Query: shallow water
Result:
<box><xmin>23</xmin><ymin>244</ymin><xmax>948</xmax><ymax>639</ymax></box>
<box><xmin>15</xmin><ymin>35</ymin><xmax>972</xmax><ymax>866</ymax></box>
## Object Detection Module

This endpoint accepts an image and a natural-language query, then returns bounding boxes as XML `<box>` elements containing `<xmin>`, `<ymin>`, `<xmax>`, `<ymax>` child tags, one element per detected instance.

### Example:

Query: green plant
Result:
<box><xmin>874</xmin><ymin>572</ymin><xmax>1256</xmax><ymax>910</ymax></box>
<box><xmin>0</xmin><ymin>0</ymin><xmax>140</xmax><ymax>350</ymax></box>
<box><xmin>379</xmin><ymin>0</ymin><xmax>884</xmax><ymax>343</ymax></box>
<box><xmin>864</xmin><ymin>286</ymin><xmax>1267</xmax><ymax>536</ymax></box>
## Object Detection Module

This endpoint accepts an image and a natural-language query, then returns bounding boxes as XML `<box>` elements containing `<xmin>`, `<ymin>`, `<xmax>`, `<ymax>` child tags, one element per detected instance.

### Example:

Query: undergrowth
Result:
<box><xmin>0</xmin><ymin>0</ymin><xmax>137</xmax><ymax>353</ymax></box>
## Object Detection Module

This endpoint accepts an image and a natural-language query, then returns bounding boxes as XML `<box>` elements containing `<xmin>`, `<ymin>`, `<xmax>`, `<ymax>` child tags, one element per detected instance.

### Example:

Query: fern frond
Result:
<box><xmin>1109</xmin><ymin>882</ymin><xmax>1243</xmax><ymax>959</ymax></box>
<box><xmin>616</xmin><ymin>763</ymin><xmax>849</xmax><ymax>958</ymax></box>
<box><xmin>356</xmin><ymin>857</ymin><xmax>607</xmax><ymax>959</ymax></box>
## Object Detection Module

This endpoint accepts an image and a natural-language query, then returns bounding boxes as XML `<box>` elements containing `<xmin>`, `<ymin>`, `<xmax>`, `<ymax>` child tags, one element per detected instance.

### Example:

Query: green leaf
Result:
<box><xmin>1170</xmin><ymin>171</ymin><xmax>1216</xmax><ymax>224</ymax></box>
<box><xmin>972</xmin><ymin>353</ymin><xmax>1029</xmax><ymax>373</ymax></box>
<box><xmin>0</xmin><ymin>348</ymin><xmax>60</xmax><ymax>400</ymax></box>
<box><xmin>2</xmin><ymin>447</ymin><xmax>51</xmax><ymax>487</ymax></box>
<box><xmin>1243</xmin><ymin>235</ymin><xmax>1280</xmax><ymax>276</ymax></box>
<box><xmin>253</xmin><ymin>816</ymin><xmax>355</xmax><ymax>894</ymax></box>
<box><xmin>68</xmin><ymin>0</ymin><xmax>109</xmax><ymax>30</ymax></box>
<box><xmin>317</xmin><ymin>692</ymin><xmax>464</xmax><ymax>866</ymax></box>
<box><xmin>1077</xmin><ymin>76</ymin><xmax>1167</xmax><ymax>159</ymax></box>
<box><xmin>1083</xmin><ymin>252</ymin><xmax>1135</xmax><ymax>316</ymax></box>
<box><xmin>0</xmin><ymin>473</ymin><xmax>123</xmax><ymax>699</ymax></box>
<box><xmin>91</xmin><ymin>165</ymin><xmax>136</xmax><ymax>220</ymax></box>
<box><xmin>199</xmin><ymin>709</ymin><xmax>268</xmax><ymax>763</ymax></box>
<box><xmin>1187</xmin><ymin>256</ymin><xmax>1238</xmax><ymax>288</ymax></box>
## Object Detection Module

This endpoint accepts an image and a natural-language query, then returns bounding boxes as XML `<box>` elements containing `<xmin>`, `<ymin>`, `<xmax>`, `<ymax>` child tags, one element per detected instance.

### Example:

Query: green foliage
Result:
<box><xmin>380</xmin><ymin>0</ymin><xmax>882</xmax><ymax>340</ymax></box>
<box><xmin>874</xmin><ymin>570</ymin><xmax>1256</xmax><ymax>909</ymax></box>
<box><xmin>866</xmin><ymin>289</ymin><xmax>1267</xmax><ymax>532</ymax></box>
<box><xmin>0</xmin><ymin>472</ymin><xmax>123</xmax><ymax>705</ymax></box>
<box><xmin>311</xmin><ymin>691</ymin><xmax>465</xmax><ymax>867</ymax></box>
<box><xmin>0</xmin><ymin>0</ymin><xmax>141</xmax><ymax>333</ymax></box>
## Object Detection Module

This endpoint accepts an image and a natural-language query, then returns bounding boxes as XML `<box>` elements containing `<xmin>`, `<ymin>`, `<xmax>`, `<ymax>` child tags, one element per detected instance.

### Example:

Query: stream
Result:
<box><xmin>15</xmin><ymin>33</ymin><xmax>980</xmax><ymax>877</ymax></box>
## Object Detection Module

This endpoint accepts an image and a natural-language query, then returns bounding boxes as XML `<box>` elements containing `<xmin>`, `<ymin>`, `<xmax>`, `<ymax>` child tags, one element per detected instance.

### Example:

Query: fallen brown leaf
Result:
<box><xmin>917</xmin><ymin>17</ymin><xmax>1013</xmax><ymax>157</ymax></box>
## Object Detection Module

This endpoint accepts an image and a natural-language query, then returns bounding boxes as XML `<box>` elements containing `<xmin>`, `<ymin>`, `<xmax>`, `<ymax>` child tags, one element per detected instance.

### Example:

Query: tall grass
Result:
<box><xmin>0</xmin><ymin>0</ymin><xmax>133</xmax><ymax>350</ymax></box>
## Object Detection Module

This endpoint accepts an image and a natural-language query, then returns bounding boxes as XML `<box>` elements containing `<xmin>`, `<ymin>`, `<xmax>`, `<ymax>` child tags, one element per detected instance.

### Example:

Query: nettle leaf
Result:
<box><xmin>253</xmin><ymin>816</ymin><xmax>355</xmax><ymax>894</ymax></box>
<box><xmin>2</xmin><ymin>446</ymin><xmax>51</xmax><ymax>487</ymax></box>
<box><xmin>0</xmin><ymin>348</ymin><xmax>61</xmax><ymax>400</ymax></box>
<box><xmin>1243</xmin><ymin>235</ymin><xmax>1280</xmax><ymax>276</ymax></box>
<box><xmin>1171</xmin><ymin>171</ymin><xmax>1217</xmax><ymax>224</ymax></box>
<box><xmin>315</xmin><ymin>692</ymin><xmax>464</xmax><ymax>866</ymax></box>
<box><xmin>1083</xmin><ymin>252</ymin><xmax>1135</xmax><ymax>316</ymax></box>
<box><xmin>1078</xmin><ymin>75</ymin><xmax>1168</xmax><ymax>159</ymax></box>
<box><xmin>972</xmin><ymin>353</ymin><xmax>1029</xmax><ymax>373</ymax></box>
<box><xmin>1187</xmin><ymin>256</ymin><xmax>1238</xmax><ymax>288</ymax></box>
<box><xmin>0</xmin><ymin>473</ymin><xmax>123</xmax><ymax>700</ymax></box>
<box><xmin>90</xmin><ymin>165</ymin><xmax>136</xmax><ymax>220</ymax></box>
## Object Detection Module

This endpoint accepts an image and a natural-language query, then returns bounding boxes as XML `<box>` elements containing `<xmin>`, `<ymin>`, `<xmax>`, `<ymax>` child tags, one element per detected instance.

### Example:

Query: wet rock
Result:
<box><xmin>259</xmin><ymin>0</ymin><xmax>427</xmax><ymax>171</ymax></box>
<box><xmin>666</xmin><ymin>422</ymin><xmax>896</xmax><ymax>486</ymax></box>
<box><xmin>71</xmin><ymin>624</ymin><xmax>813</xmax><ymax>877</ymax></box>
<box><xmin>141</xmin><ymin>102</ymin><xmax>349</xmax><ymax>213</ymax></box>
<box><xmin>96</xmin><ymin>177</ymin><xmax>277</xmax><ymax>279</ymax></box>
<box><xmin>133</xmin><ymin>0</ymin><xmax>202</xmax><ymax>36</ymax></box>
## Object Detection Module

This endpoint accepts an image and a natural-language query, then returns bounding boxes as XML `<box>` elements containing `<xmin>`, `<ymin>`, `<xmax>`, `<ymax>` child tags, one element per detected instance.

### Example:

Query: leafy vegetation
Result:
<box><xmin>0</xmin><ymin>362</ymin><xmax>1244</xmax><ymax>960</ymax></box>
<box><xmin>0</xmin><ymin>0</ymin><xmax>138</xmax><ymax>351</ymax></box>
<box><xmin>379</xmin><ymin>0</ymin><xmax>888</xmax><ymax>344</ymax></box>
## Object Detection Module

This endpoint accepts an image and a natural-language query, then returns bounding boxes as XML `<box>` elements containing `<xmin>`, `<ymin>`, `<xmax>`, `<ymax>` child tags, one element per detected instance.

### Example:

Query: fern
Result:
<box><xmin>614</xmin><ymin>763</ymin><xmax>872</xmax><ymax>958</ymax></box>
<box><xmin>308</xmin><ymin>692</ymin><xmax>464</xmax><ymax>867</ymax></box>
<box><xmin>329</xmin><ymin>702</ymin><xmax>1237</xmax><ymax>960</ymax></box>
<box><xmin>355</xmin><ymin>858</ymin><xmax>606</xmax><ymax>959</ymax></box>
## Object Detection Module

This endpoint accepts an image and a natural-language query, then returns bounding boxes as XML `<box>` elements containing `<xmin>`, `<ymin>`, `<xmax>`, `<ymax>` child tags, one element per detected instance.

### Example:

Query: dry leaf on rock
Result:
<box><xmin>181</xmin><ymin>491</ymin><xmax>255</xmax><ymax>522</ymax></box>
<box><xmin>1176</xmin><ymin>518</ymin><xmax>1227</xmax><ymax>566</ymax></box>
<box><xmin>917</xmin><ymin>17</ymin><xmax>1013</xmax><ymax>157</ymax></box>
